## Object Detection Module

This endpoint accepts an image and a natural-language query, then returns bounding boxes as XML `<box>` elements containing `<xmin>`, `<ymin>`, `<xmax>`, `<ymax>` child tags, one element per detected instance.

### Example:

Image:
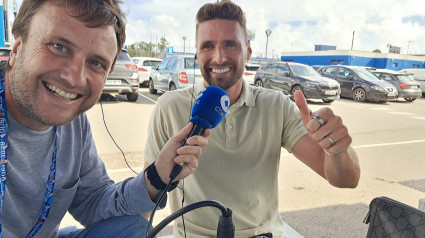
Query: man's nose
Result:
<box><xmin>211</xmin><ymin>47</ymin><xmax>227</xmax><ymax>65</ymax></box>
<box><xmin>60</xmin><ymin>58</ymin><xmax>86</xmax><ymax>86</ymax></box>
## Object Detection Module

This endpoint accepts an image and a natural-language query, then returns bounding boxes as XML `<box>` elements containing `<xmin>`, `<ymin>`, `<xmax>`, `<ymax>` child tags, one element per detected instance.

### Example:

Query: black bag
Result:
<box><xmin>364</xmin><ymin>196</ymin><xmax>425</xmax><ymax>238</ymax></box>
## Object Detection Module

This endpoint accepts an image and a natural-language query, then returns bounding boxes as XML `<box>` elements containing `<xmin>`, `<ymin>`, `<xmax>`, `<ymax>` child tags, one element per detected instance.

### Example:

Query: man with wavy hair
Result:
<box><xmin>1</xmin><ymin>0</ymin><xmax>209</xmax><ymax>237</ymax></box>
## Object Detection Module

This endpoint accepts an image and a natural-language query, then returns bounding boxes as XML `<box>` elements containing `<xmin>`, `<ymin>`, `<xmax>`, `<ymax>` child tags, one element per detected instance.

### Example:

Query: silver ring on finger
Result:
<box><xmin>312</xmin><ymin>115</ymin><xmax>325</xmax><ymax>127</ymax></box>
<box><xmin>327</xmin><ymin>136</ymin><xmax>335</xmax><ymax>146</ymax></box>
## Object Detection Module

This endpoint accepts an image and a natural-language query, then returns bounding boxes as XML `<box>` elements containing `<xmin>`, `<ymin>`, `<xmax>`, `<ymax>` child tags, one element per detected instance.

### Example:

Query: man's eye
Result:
<box><xmin>47</xmin><ymin>42</ymin><xmax>68</xmax><ymax>55</ymax></box>
<box><xmin>52</xmin><ymin>43</ymin><xmax>66</xmax><ymax>52</ymax></box>
<box><xmin>226</xmin><ymin>42</ymin><xmax>237</xmax><ymax>48</ymax></box>
<box><xmin>203</xmin><ymin>44</ymin><xmax>214</xmax><ymax>49</ymax></box>
<box><xmin>91</xmin><ymin>60</ymin><xmax>101</xmax><ymax>67</ymax></box>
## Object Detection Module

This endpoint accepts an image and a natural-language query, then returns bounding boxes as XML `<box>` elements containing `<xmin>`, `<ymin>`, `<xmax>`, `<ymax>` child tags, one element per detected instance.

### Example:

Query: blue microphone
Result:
<box><xmin>169</xmin><ymin>86</ymin><xmax>230</xmax><ymax>180</ymax></box>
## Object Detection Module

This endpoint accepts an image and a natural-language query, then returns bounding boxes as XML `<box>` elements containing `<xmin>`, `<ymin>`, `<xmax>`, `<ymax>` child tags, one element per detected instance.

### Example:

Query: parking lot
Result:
<box><xmin>62</xmin><ymin>87</ymin><xmax>425</xmax><ymax>237</ymax></box>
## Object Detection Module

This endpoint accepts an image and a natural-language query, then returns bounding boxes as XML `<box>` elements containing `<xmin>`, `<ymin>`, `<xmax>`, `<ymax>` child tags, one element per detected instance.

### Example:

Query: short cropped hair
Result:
<box><xmin>12</xmin><ymin>0</ymin><xmax>126</xmax><ymax>65</ymax></box>
<box><xmin>196</xmin><ymin>0</ymin><xmax>247</xmax><ymax>40</ymax></box>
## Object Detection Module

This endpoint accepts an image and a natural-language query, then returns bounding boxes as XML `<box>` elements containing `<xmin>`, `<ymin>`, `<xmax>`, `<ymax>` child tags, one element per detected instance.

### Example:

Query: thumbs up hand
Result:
<box><xmin>293</xmin><ymin>90</ymin><xmax>352</xmax><ymax>157</ymax></box>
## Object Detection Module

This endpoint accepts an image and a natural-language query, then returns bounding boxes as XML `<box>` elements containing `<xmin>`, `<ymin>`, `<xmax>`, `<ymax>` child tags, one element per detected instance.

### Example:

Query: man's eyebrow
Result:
<box><xmin>200</xmin><ymin>40</ymin><xmax>215</xmax><ymax>46</ymax></box>
<box><xmin>54</xmin><ymin>37</ymin><xmax>77</xmax><ymax>48</ymax></box>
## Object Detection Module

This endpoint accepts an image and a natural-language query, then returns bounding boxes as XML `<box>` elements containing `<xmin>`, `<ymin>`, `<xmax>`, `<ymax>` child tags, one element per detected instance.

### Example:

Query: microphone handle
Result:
<box><xmin>184</xmin><ymin>123</ymin><xmax>206</xmax><ymax>146</ymax></box>
<box><xmin>170</xmin><ymin>123</ymin><xmax>206</xmax><ymax>180</ymax></box>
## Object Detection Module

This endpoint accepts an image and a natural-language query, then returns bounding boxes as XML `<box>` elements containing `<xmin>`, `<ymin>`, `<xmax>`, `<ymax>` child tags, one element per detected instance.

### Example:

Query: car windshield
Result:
<box><xmin>143</xmin><ymin>60</ymin><xmax>161</xmax><ymax>67</ymax></box>
<box><xmin>290</xmin><ymin>64</ymin><xmax>322</xmax><ymax>77</ymax></box>
<box><xmin>184</xmin><ymin>58</ymin><xmax>200</xmax><ymax>69</ymax></box>
<box><xmin>395</xmin><ymin>74</ymin><xmax>417</xmax><ymax>83</ymax></box>
<box><xmin>352</xmin><ymin>68</ymin><xmax>380</xmax><ymax>81</ymax></box>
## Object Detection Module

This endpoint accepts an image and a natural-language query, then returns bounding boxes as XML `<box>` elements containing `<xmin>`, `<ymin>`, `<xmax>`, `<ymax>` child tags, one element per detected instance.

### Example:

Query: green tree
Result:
<box><xmin>158</xmin><ymin>36</ymin><xmax>169</xmax><ymax>54</ymax></box>
<box><xmin>373</xmin><ymin>49</ymin><xmax>381</xmax><ymax>53</ymax></box>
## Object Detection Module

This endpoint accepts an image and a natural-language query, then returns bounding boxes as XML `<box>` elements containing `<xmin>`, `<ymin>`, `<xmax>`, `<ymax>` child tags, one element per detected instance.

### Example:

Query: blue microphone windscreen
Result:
<box><xmin>190</xmin><ymin>86</ymin><xmax>230</xmax><ymax>128</ymax></box>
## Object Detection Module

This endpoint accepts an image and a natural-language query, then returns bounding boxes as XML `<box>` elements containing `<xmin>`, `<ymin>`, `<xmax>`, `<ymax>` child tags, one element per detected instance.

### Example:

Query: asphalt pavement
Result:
<box><xmin>61</xmin><ymin>88</ymin><xmax>425</xmax><ymax>238</ymax></box>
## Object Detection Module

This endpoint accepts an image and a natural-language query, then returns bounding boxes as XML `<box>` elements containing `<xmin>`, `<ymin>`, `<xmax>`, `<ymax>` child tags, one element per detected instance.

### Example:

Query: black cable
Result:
<box><xmin>180</xmin><ymin>180</ymin><xmax>187</xmax><ymax>237</ymax></box>
<box><xmin>146</xmin><ymin>200</ymin><xmax>233</xmax><ymax>238</ymax></box>
<box><xmin>146</xmin><ymin>55</ymin><xmax>198</xmax><ymax>238</ymax></box>
<box><xmin>145</xmin><ymin>178</ymin><xmax>174</xmax><ymax>237</ymax></box>
<box><xmin>99</xmin><ymin>99</ymin><xmax>138</xmax><ymax>175</ymax></box>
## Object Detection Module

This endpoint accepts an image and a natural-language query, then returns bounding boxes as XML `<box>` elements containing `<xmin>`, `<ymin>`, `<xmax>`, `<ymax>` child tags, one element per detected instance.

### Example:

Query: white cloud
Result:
<box><xmin>13</xmin><ymin>0</ymin><xmax>425</xmax><ymax>57</ymax></box>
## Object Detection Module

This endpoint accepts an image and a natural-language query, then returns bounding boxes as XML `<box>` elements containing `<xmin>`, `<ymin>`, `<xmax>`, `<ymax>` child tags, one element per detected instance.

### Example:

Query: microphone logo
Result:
<box><xmin>215</xmin><ymin>95</ymin><xmax>230</xmax><ymax>118</ymax></box>
<box><xmin>220</xmin><ymin>95</ymin><xmax>230</xmax><ymax>112</ymax></box>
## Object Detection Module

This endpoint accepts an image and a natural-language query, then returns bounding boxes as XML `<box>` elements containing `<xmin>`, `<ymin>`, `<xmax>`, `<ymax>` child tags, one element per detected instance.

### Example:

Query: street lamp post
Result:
<box><xmin>265</xmin><ymin>29</ymin><xmax>272</xmax><ymax>59</ymax></box>
<box><xmin>407</xmin><ymin>40</ymin><xmax>414</xmax><ymax>54</ymax></box>
<box><xmin>183</xmin><ymin>36</ymin><xmax>187</xmax><ymax>54</ymax></box>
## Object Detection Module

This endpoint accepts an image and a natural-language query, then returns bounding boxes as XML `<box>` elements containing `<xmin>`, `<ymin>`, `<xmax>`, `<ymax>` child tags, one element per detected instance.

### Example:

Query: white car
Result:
<box><xmin>243</xmin><ymin>63</ymin><xmax>260</xmax><ymax>85</ymax></box>
<box><xmin>132</xmin><ymin>57</ymin><xmax>162</xmax><ymax>87</ymax></box>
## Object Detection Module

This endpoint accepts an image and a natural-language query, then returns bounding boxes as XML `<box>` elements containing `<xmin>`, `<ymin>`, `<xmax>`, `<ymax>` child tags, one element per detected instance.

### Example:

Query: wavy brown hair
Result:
<box><xmin>12</xmin><ymin>0</ymin><xmax>126</xmax><ymax>66</ymax></box>
<box><xmin>196</xmin><ymin>0</ymin><xmax>247</xmax><ymax>40</ymax></box>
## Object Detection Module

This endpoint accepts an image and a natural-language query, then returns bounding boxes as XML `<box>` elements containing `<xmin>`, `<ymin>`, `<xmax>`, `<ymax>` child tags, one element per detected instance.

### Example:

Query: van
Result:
<box><xmin>399</xmin><ymin>68</ymin><xmax>425</xmax><ymax>96</ymax></box>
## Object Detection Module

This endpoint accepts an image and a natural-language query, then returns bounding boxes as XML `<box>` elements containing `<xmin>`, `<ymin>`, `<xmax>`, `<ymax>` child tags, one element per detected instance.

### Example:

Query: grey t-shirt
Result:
<box><xmin>3</xmin><ymin>113</ymin><xmax>155</xmax><ymax>238</ymax></box>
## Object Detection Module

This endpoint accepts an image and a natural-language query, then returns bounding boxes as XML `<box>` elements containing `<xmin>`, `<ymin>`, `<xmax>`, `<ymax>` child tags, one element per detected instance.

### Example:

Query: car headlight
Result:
<box><xmin>371</xmin><ymin>86</ymin><xmax>385</xmax><ymax>92</ymax></box>
<box><xmin>306</xmin><ymin>82</ymin><xmax>320</xmax><ymax>88</ymax></box>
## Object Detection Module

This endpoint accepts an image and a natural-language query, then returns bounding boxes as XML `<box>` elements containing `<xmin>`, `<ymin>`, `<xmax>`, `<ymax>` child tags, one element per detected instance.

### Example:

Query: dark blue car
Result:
<box><xmin>254</xmin><ymin>62</ymin><xmax>340</xmax><ymax>103</ymax></box>
<box><xmin>318</xmin><ymin>65</ymin><xmax>398</xmax><ymax>102</ymax></box>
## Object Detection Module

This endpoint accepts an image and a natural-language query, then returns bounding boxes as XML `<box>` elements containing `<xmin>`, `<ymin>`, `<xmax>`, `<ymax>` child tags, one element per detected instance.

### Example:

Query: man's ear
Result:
<box><xmin>9</xmin><ymin>35</ymin><xmax>22</xmax><ymax>67</ymax></box>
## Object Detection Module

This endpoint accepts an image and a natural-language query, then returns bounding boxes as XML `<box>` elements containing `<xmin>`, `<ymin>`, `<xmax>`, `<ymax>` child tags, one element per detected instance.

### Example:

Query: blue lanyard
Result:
<box><xmin>0</xmin><ymin>72</ymin><xmax>57</xmax><ymax>238</ymax></box>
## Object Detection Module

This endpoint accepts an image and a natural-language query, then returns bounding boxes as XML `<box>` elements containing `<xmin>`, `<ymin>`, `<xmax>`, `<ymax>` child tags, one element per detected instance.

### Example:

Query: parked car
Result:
<box><xmin>0</xmin><ymin>47</ymin><xmax>10</xmax><ymax>64</ymax></box>
<box><xmin>131</xmin><ymin>57</ymin><xmax>162</xmax><ymax>87</ymax></box>
<box><xmin>254</xmin><ymin>62</ymin><xmax>340</xmax><ymax>103</ymax></box>
<box><xmin>149</xmin><ymin>55</ymin><xmax>203</xmax><ymax>94</ymax></box>
<box><xmin>399</xmin><ymin>68</ymin><xmax>425</xmax><ymax>97</ymax></box>
<box><xmin>243</xmin><ymin>63</ymin><xmax>260</xmax><ymax>85</ymax></box>
<box><xmin>318</xmin><ymin>65</ymin><xmax>397</xmax><ymax>102</ymax></box>
<box><xmin>103</xmin><ymin>49</ymin><xmax>139</xmax><ymax>102</ymax></box>
<box><xmin>370</xmin><ymin>69</ymin><xmax>421</xmax><ymax>102</ymax></box>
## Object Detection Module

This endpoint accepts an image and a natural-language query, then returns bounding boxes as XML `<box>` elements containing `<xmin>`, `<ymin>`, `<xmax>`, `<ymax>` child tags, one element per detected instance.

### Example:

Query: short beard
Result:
<box><xmin>202</xmin><ymin>64</ymin><xmax>244</xmax><ymax>90</ymax></box>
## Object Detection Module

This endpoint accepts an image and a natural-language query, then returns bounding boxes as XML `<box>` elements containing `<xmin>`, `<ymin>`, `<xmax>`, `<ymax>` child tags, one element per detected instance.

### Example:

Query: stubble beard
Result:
<box><xmin>202</xmin><ymin>63</ymin><xmax>244</xmax><ymax>90</ymax></box>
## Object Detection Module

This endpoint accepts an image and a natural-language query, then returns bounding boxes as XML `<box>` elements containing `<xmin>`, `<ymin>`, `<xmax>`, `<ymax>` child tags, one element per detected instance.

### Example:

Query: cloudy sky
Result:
<box><xmin>13</xmin><ymin>0</ymin><xmax>425</xmax><ymax>58</ymax></box>
<box><xmin>121</xmin><ymin>0</ymin><xmax>425</xmax><ymax>58</ymax></box>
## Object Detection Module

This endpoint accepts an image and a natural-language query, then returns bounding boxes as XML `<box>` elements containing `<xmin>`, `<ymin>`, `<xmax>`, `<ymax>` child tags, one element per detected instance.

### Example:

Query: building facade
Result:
<box><xmin>281</xmin><ymin>50</ymin><xmax>425</xmax><ymax>71</ymax></box>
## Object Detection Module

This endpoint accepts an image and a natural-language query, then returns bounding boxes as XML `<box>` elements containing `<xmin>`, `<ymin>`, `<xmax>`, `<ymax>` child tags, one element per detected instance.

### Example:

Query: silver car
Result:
<box><xmin>149</xmin><ymin>55</ymin><xmax>203</xmax><ymax>94</ymax></box>
<box><xmin>103</xmin><ymin>50</ymin><xmax>139</xmax><ymax>101</ymax></box>
<box><xmin>371</xmin><ymin>69</ymin><xmax>422</xmax><ymax>102</ymax></box>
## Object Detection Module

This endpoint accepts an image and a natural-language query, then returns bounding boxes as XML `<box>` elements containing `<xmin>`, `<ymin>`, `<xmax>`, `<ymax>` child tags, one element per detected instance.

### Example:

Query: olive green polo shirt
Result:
<box><xmin>144</xmin><ymin>79</ymin><xmax>307</xmax><ymax>238</ymax></box>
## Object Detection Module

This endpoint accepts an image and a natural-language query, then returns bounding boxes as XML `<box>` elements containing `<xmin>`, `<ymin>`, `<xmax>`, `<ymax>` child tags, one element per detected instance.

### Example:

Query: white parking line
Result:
<box><xmin>109</xmin><ymin>167</ymin><xmax>144</xmax><ymax>174</ymax></box>
<box><xmin>369</xmin><ymin>107</ymin><xmax>392</xmax><ymax>111</ymax></box>
<box><xmin>353</xmin><ymin>139</ymin><xmax>425</xmax><ymax>149</ymax></box>
<box><xmin>411</xmin><ymin>117</ymin><xmax>425</xmax><ymax>120</ymax></box>
<box><xmin>138</xmin><ymin>93</ymin><xmax>157</xmax><ymax>104</ymax></box>
<box><xmin>386</xmin><ymin>111</ymin><xmax>415</xmax><ymax>115</ymax></box>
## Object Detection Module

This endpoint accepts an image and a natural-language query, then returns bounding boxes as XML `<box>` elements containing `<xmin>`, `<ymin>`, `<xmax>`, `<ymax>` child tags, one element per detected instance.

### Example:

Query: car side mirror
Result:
<box><xmin>348</xmin><ymin>75</ymin><xmax>354</xmax><ymax>80</ymax></box>
<box><xmin>284</xmin><ymin>72</ymin><xmax>290</xmax><ymax>77</ymax></box>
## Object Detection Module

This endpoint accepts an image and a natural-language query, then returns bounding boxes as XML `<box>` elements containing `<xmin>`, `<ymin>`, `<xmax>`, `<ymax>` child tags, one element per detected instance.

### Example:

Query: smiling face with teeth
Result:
<box><xmin>196</xmin><ymin>19</ymin><xmax>252</xmax><ymax>104</ymax></box>
<box><xmin>5</xmin><ymin>2</ymin><xmax>117</xmax><ymax>131</ymax></box>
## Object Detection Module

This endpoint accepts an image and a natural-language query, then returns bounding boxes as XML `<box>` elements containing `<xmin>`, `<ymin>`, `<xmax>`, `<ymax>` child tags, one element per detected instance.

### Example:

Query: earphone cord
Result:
<box><xmin>99</xmin><ymin>99</ymin><xmax>138</xmax><ymax>175</ymax></box>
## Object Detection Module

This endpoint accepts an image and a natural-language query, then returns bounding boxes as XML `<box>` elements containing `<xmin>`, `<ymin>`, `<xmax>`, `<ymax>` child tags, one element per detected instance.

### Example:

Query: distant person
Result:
<box><xmin>144</xmin><ymin>0</ymin><xmax>360</xmax><ymax>237</ymax></box>
<box><xmin>1</xmin><ymin>0</ymin><xmax>209</xmax><ymax>237</ymax></box>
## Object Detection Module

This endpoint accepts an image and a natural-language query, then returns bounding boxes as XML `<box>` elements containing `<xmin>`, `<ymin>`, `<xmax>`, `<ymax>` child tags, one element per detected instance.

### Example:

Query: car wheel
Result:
<box><xmin>322</xmin><ymin>99</ymin><xmax>334</xmax><ymax>104</ymax></box>
<box><xmin>404</xmin><ymin>97</ymin><xmax>416</xmax><ymax>102</ymax></box>
<box><xmin>291</xmin><ymin>85</ymin><xmax>303</xmax><ymax>101</ymax></box>
<box><xmin>148</xmin><ymin>79</ymin><xmax>157</xmax><ymax>94</ymax></box>
<box><xmin>169</xmin><ymin>83</ymin><xmax>177</xmax><ymax>91</ymax></box>
<box><xmin>126</xmin><ymin>92</ymin><xmax>138</xmax><ymax>102</ymax></box>
<box><xmin>254</xmin><ymin>80</ymin><xmax>263</xmax><ymax>87</ymax></box>
<box><xmin>353</xmin><ymin>88</ymin><xmax>366</xmax><ymax>102</ymax></box>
